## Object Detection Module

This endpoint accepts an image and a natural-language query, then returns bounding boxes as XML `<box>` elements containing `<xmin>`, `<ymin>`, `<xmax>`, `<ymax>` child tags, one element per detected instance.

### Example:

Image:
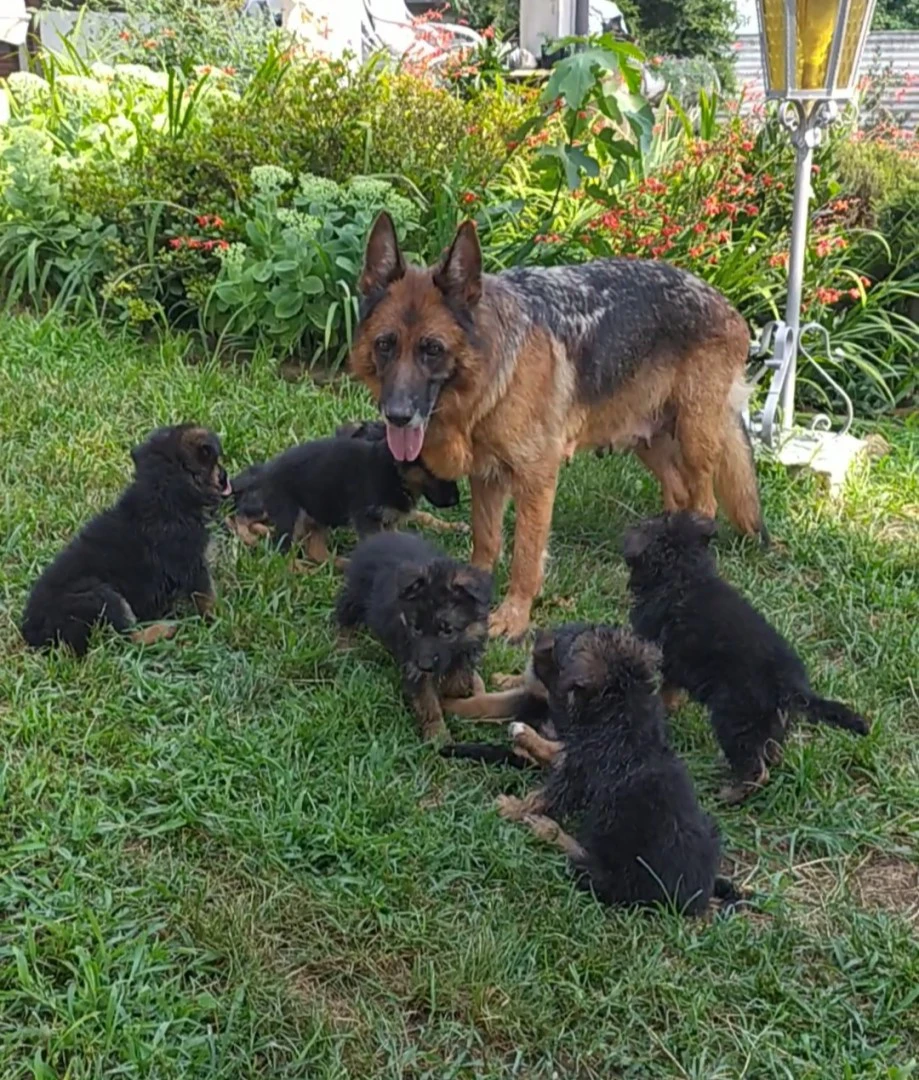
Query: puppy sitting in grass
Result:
<box><xmin>21</xmin><ymin>424</ymin><xmax>229</xmax><ymax>656</ymax></box>
<box><xmin>624</xmin><ymin>511</ymin><xmax>870</xmax><ymax>803</ymax></box>
<box><xmin>226</xmin><ymin>419</ymin><xmax>463</xmax><ymax>561</ymax></box>
<box><xmin>497</xmin><ymin>625</ymin><xmax>743</xmax><ymax>915</ymax></box>
<box><xmin>335</xmin><ymin>532</ymin><xmax>492</xmax><ymax>742</ymax></box>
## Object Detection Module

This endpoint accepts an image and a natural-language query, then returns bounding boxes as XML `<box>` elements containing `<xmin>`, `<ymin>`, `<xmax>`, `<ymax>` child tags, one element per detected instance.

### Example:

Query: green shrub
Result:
<box><xmin>203</xmin><ymin>168</ymin><xmax>426</xmax><ymax>363</ymax></box>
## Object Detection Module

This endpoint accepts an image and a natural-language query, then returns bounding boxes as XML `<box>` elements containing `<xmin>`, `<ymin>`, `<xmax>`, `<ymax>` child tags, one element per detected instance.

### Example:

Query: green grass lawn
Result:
<box><xmin>1</xmin><ymin>314</ymin><xmax>918</xmax><ymax>1079</ymax></box>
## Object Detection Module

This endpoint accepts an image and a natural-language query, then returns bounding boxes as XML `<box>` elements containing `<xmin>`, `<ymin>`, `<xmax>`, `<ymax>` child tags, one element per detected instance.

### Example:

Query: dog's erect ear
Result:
<box><xmin>451</xmin><ymin>565</ymin><xmax>492</xmax><ymax>607</ymax></box>
<box><xmin>396</xmin><ymin>563</ymin><xmax>428</xmax><ymax>601</ymax></box>
<box><xmin>360</xmin><ymin>212</ymin><xmax>406</xmax><ymax>296</ymax></box>
<box><xmin>433</xmin><ymin>221</ymin><xmax>482</xmax><ymax>307</ymax></box>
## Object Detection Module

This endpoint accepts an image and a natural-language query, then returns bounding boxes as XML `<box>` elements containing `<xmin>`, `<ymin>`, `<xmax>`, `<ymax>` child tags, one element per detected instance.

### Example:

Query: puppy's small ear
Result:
<box><xmin>621</xmin><ymin>523</ymin><xmax>652</xmax><ymax>561</ymax></box>
<box><xmin>685</xmin><ymin>511</ymin><xmax>718</xmax><ymax>544</ymax></box>
<box><xmin>532</xmin><ymin>627</ymin><xmax>555</xmax><ymax>664</ymax></box>
<box><xmin>451</xmin><ymin>565</ymin><xmax>492</xmax><ymax>607</ymax></box>
<box><xmin>396</xmin><ymin>564</ymin><xmax>427</xmax><ymax>601</ymax></box>
<box><xmin>433</xmin><ymin>221</ymin><xmax>482</xmax><ymax>307</ymax></box>
<box><xmin>360</xmin><ymin>212</ymin><xmax>405</xmax><ymax>295</ymax></box>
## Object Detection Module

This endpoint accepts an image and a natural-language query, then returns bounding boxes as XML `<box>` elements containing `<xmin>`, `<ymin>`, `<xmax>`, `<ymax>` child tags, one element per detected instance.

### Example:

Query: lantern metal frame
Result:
<box><xmin>747</xmin><ymin>0</ymin><xmax>877</xmax><ymax>455</ymax></box>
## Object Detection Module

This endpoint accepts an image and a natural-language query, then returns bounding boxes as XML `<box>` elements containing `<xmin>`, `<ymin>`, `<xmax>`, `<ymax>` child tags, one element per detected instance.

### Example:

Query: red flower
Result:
<box><xmin>223</xmin><ymin>66</ymin><xmax>236</xmax><ymax>76</ymax></box>
<box><xmin>693</xmin><ymin>222</ymin><xmax>706</xmax><ymax>235</ymax></box>
<box><xmin>741</xmin><ymin>139</ymin><xmax>754</xmax><ymax>151</ymax></box>
<box><xmin>196</xmin><ymin>215</ymin><xmax>209</xmax><ymax>227</ymax></box>
<box><xmin>708</xmin><ymin>253</ymin><xmax>719</xmax><ymax>264</ymax></box>
<box><xmin>848</xmin><ymin>288</ymin><xmax>861</xmax><ymax>300</ymax></box>
<box><xmin>482</xmin><ymin>25</ymin><xmax>495</xmax><ymax>39</ymax></box>
<box><xmin>769</xmin><ymin>252</ymin><xmax>789</xmax><ymax>269</ymax></box>
<box><xmin>744</xmin><ymin>204</ymin><xmax>759</xmax><ymax>216</ymax></box>
<box><xmin>187</xmin><ymin>239</ymin><xmax>203</xmax><ymax>250</ymax></box>
<box><xmin>714</xmin><ymin>229</ymin><xmax>731</xmax><ymax>244</ymax></box>
<box><xmin>211</xmin><ymin>216</ymin><xmax>224</xmax><ymax>229</ymax></box>
<box><xmin>168</xmin><ymin>237</ymin><xmax>184</xmax><ymax>249</ymax></box>
<box><xmin>815</xmin><ymin>286</ymin><xmax>841</xmax><ymax>304</ymax></box>
<box><xmin>118</xmin><ymin>29</ymin><xmax>131</xmax><ymax>40</ymax></box>
<box><xmin>460</xmin><ymin>192</ymin><xmax>478</xmax><ymax>205</ymax></box>
<box><xmin>859</xmin><ymin>275</ymin><xmax>871</xmax><ymax>288</ymax></box>
<box><xmin>689</xmin><ymin>245</ymin><xmax>704</xmax><ymax>258</ymax></box>
<box><xmin>143</xmin><ymin>38</ymin><xmax>158</xmax><ymax>49</ymax></box>
<box><xmin>505</xmin><ymin>140</ymin><xmax>518</xmax><ymax>151</ymax></box>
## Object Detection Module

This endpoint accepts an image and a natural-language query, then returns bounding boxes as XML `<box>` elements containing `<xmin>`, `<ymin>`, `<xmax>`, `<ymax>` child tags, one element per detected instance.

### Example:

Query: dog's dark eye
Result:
<box><xmin>438</xmin><ymin>619</ymin><xmax>454</xmax><ymax>636</ymax></box>
<box><xmin>420</xmin><ymin>338</ymin><xmax>445</xmax><ymax>363</ymax></box>
<box><xmin>375</xmin><ymin>333</ymin><xmax>397</xmax><ymax>363</ymax></box>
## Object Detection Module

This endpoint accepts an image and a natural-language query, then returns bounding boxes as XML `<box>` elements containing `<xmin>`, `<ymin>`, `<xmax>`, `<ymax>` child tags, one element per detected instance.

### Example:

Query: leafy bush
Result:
<box><xmin>204</xmin><ymin>169</ymin><xmax>426</xmax><ymax>362</ymax></box>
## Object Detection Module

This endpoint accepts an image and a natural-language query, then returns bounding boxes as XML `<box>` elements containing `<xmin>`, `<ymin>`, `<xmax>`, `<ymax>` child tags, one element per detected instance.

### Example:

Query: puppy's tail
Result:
<box><xmin>439</xmin><ymin>743</ymin><xmax>536</xmax><ymax>770</ymax></box>
<box><xmin>799</xmin><ymin>694</ymin><xmax>870</xmax><ymax>735</ymax></box>
<box><xmin>712</xmin><ymin>876</ymin><xmax>751</xmax><ymax>914</ymax></box>
<box><xmin>715</xmin><ymin>382</ymin><xmax>769</xmax><ymax>547</ymax></box>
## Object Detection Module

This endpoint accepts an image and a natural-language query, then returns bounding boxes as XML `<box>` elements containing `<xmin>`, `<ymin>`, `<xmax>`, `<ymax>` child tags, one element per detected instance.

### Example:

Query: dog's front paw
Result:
<box><xmin>131</xmin><ymin>622</ymin><xmax>178</xmax><ymax>646</ymax></box>
<box><xmin>522</xmin><ymin>813</ymin><xmax>559</xmax><ymax>843</ymax></box>
<box><xmin>491</xmin><ymin>672</ymin><xmax>524</xmax><ymax>691</ymax></box>
<box><xmin>488</xmin><ymin>599</ymin><xmax>531</xmax><ymax>642</ymax></box>
<box><xmin>509</xmin><ymin>721</ymin><xmax>526</xmax><ymax>740</ymax></box>
<box><xmin>448</xmin><ymin>520</ymin><xmax>471</xmax><ymax>535</ymax></box>
<box><xmin>495</xmin><ymin>794</ymin><xmax>526</xmax><ymax>820</ymax></box>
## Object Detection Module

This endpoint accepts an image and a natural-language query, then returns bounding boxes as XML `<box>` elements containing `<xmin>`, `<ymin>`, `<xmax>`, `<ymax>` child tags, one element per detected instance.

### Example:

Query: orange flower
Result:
<box><xmin>143</xmin><ymin>38</ymin><xmax>158</xmax><ymax>49</ymax></box>
<box><xmin>769</xmin><ymin>252</ymin><xmax>789</xmax><ymax>269</ymax></box>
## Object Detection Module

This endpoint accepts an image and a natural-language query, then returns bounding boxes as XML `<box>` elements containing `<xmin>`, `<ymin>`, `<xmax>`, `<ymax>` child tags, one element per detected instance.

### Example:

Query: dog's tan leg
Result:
<box><xmin>521</xmin><ymin>813</ymin><xmax>588</xmax><ymax>860</ymax></box>
<box><xmin>509</xmin><ymin>721</ymin><xmax>564</xmax><ymax>766</ymax></box>
<box><xmin>494</xmin><ymin>788</ymin><xmax>548</xmax><ymax>820</ymax></box>
<box><xmin>492</xmin><ymin>672</ymin><xmax>525</xmax><ymax>690</ymax></box>
<box><xmin>408</xmin><ymin>509</ymin><xmax>470</xmax><ymax>535</ymax></box>
<box><xmin>660</xmin><ymin>683</ymin><xmax>687</xmax><ymax>713</ymax></box>
<box><xmin>634</xmin><ymin>434</ymin><xmax>691</xmax><ymax>512</ymax></box>
<box><xmin>490</xmin><ymin>467</ymin><xmax>559</xmax><ymax>640</ymax></box>
<box><xmin>675</xmin><ymin>410</ymin><xmax>722</xmax><ymax>520</ymax></box>
<box><xmin>442</xmin><ymin>687</ymin><xmax>530</xmax><ymax>721</ymax></box>
<box><xmin>228</xmin><ymin>516</ymin><xmax>269</xmax><ymax>546</ymax></box>
<box><xmin>469</xmin><ymin>474</ymin><xmax>508</xmax><ymax>571</ymax></box>
<box><xmin>412</xmin><ymin>677</ymin><xmax>450</xmax><ymax>743</ymax></box>
<box><xmin>439</xmin><ymin>665</ymin><xmax>478</xmax><ymax>700</ymax></box>
<box><xmin>291</xmin><ymin>527</ymin><xmax>332</xmax><ymax>572</ymax></box>
<box><xmin>130</xmin><ymin>622</ymin><xmax>178</xmax><ymax>645</ymax></box>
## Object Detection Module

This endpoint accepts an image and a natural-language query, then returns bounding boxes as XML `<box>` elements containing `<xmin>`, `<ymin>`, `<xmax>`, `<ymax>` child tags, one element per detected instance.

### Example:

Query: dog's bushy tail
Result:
<box><xmin>800</xmin><ymin>694</ymin><xmax>870</xmax><ymax>735</ymax></box>
<box><xmin>715</xmin><ymin>386</ymin><xmax>769</xmax><ymax>546</ymax></box>
<box><xmin>439</xmin><ymin>744</ymin><xmax>536</xmax><ymax>769</ymax></box>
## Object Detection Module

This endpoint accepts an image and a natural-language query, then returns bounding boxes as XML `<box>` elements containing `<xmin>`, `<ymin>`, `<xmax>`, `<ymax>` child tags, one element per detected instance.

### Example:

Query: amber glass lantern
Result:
<box><xmin>757</xmin><ymin>0</ymin><xmax>877</xmax><ymax>101</ymax></box>
<box><xmin>751</xmin><ymin>0</ymin><xmax>877</xmax><ymax>450</ymax></box>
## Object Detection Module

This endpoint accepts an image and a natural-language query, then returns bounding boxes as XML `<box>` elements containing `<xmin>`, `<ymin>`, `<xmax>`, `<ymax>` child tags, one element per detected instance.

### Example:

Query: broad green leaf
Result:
<box><xmin>274</xmin><ymin>292</ymin><xmax>304</xmax><ymax>319</ymax></box>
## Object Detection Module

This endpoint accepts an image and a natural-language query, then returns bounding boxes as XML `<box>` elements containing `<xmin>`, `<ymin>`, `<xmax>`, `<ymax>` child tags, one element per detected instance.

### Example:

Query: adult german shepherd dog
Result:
<box><xmin>350</xmin><ymin>213</ymin><xmax>766</xmax><ymax>639</ymax></box>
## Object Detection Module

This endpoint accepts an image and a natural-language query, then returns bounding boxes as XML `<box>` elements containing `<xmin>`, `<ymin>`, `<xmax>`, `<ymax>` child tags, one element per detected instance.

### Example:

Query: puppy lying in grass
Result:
<box><xmin>624</xmin><ymin>511</ymin><xmax>870</xmax><ymax>803</ymax></box>
<box><xmin>226</xmin><ymin>419</ymin><xmax>464</xmax><ymax>563</ymax></box>
<box><xmin>21</xmin><ymin>425</ymin><xmax>229</xmax><ymax>656</ymax></box>
<box><xmin>335</xmin><ymin>531</ymin><xmax>492</xmax><ymax>742</ymax></box>
<box><xmin>496</xmin><ymin>625</ymin><xmax>744</xmax><ymax>915</ymax></box>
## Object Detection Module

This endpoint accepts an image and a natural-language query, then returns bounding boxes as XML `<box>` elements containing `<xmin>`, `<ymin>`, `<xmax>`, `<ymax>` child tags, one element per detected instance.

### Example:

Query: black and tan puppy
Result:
<box><xmin>335</xmin><ymin>531</ymin><xmax>492</xmax><ymax>742</ymax></box>
<box><xmin>21</xmin><ymin>425</ymin><xmax>229</xmax><ymax>657</ymax></box>
<box><xmin>226</xmin><ymin>420</ymin><xmax>463</xmax><ymax>560</ymax></box>
<box><xmin>624</xmin><ymin>512</ymin><xmax>869</xmax><ymax>803</ymax></box>
<box><xmin>497</xmin><ymin>626</ymin><xmax>741</xmax><ymax>915</ymax></box>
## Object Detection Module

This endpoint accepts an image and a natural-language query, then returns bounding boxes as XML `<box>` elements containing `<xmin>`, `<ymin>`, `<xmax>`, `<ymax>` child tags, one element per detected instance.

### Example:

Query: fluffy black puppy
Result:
<box><xmin>497</xmin><ymin>626</ymin><xmax>739</xmax><ymax>915</ymax></box>
<box><xmin>624</xmin><ymin>511</ymin><xmax>869</xmax><ymax>803</ymax></box>
<box><xmin>335</xmin><ymin>531</ymin><xmax>492</xmax><ymax>741</ymax></box>
<box><xmin>21</xmin><ymin>425</ymin><xmax>229</xmax><ymax>656</ymax></box>
<box><xmin>226</xmin><ymin>420</ymin><xmax>461</xmax><ymax>559</ymax></box>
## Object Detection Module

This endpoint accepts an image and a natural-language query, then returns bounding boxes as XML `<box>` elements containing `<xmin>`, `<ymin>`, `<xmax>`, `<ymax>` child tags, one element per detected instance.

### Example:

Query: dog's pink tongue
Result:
<box><xmin>385</xmin><ymin>423</ymin><xmax>425</xmax><ymax>462</ymax></box>
<box><xmin>222</xmin><ymin>478</ymin><xmax>233</xmax><ymax>497</ymax></box>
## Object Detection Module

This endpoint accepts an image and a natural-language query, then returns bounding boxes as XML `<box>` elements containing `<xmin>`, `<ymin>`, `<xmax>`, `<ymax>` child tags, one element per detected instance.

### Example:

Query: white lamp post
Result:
<box><xmin>750</xmin><ymin>0</ymin><xmax>877</xmax><ymax>489</ymax></box>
